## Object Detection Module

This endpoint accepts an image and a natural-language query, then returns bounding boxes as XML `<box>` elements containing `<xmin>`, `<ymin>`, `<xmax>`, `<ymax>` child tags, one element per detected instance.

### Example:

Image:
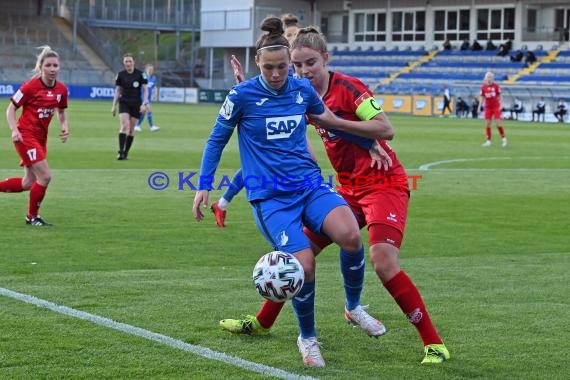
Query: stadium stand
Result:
<box><xmin>328</xmin><ymin>48</ymin><xmax>428</xmax><ymax>89</ymax></box>
<box><xmin>517</xmin><ymin>51</ymin><xmax>570</xmax><ymax>84</ymax></box>
<box><xmin>327</xmin><ymin>44</ymin><xmax>570</xmax><ymax>121</ymax></box>
<box><xmin>0</xmin><ymin>0</ymin><xmax>125</xmax><ymax>85</ymax></box>
<box><xmin>0</xmin><ymin>13</ymin><xmax>111</xmax><ymax>84</ymax></box>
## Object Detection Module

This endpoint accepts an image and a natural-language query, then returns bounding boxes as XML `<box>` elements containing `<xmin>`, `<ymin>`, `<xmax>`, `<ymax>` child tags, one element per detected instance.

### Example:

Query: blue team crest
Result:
<box><xmin>295</xmin><ymin>91</ymin><xmax>303</xmax><ymax>104</ymax></box>
<box><xmin>266</xmin><ymin>115</ymin><xmax>303</xmax><ymax>140</ymax></box>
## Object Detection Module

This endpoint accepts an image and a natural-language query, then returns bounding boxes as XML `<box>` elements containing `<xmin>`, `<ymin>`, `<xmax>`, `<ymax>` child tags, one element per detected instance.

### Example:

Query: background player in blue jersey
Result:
<box><xmin>134</xmin><ymin>63</ymin><xmax>160</xmax><ymax>132</ymax></box>
<box><xmin>192</xmin><ymin>16</ymin><xmax>393</xmax><ymax>368</ymax></box>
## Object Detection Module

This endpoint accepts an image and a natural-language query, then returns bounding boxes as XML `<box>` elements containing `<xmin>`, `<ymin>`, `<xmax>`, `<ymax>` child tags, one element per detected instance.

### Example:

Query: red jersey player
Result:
<box><xmin>220</xmin><ymin>27</ymin><xmax>450</xmax><ymax>365</ymax></box>
<box><xmin>478</xmin><ymin>71</ymin><xmax>508</xmax><ymax>147</ymax></box>
<box><xmin>1</xmin><ymin>46</ymin><xmax>69</xmax><ymax>226</ymax></box>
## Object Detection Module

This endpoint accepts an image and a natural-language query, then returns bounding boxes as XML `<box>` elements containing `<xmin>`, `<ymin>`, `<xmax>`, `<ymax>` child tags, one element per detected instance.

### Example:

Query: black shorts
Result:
<box><xmin>119</xmin><ymin>102</ymin><xmax>142</xmax><ymax>119</ymax></box>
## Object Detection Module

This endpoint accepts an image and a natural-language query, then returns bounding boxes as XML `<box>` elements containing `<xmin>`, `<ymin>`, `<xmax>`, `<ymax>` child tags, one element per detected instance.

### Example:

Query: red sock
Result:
<box><xmin>256</xmin><ymin>299</ymin><xmax>285</xmax><ymax>329</ymax></box>
<box><xmin>28</xmin><ymin>182</ymin><xmax>48</xmax><ymax>218</ymax></box>
<box><xmin>384</xmin><ymin>270</ymin><xmax>443</xmax><ymax>345</ymax></box>
<box><xmin>0</xmin><ymin>177</ymin><xmax>24</xmax><ymax>192</ymax></box>
<box><xmin>485</xmin><ymin>127</ymin><xmax>492</xmax><ymax>140</ymax></box>
<box><xmin>497</xmin><ymin>127</ymin><xmax>506</xmax><ymax>138</ymax></box>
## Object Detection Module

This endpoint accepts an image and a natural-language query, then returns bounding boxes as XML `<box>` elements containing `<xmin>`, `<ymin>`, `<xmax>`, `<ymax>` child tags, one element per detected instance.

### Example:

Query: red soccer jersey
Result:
<box><xmin>11</xmin><ymin>77</ymin><xmax>68</xmax><ymax>138</ymax></box>
<box><xmin>480</xmin><ymin>82</ymin><xmax>501</xmax><ymax>109</ymax></box>
<box><xmin>309</xmin><ymin>71</ymin><xmax>408</xmax><ymax>193</ymax></box>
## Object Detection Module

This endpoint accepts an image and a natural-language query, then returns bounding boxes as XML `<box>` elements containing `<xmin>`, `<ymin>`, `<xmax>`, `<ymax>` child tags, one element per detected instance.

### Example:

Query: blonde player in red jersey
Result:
<box><xmin>1</xmin><ymin>46</ymin><xmax>69</xmax><ymax>226</ymax></box>
<box><xmin>220</xmin><ymin>27</ymin><xmax>450</xmax><ymax>365</ymax></box>
<box><xmin>478</xmin><ymin>71</ymin><xmax>508</xmax><ymax>147</ymax></box>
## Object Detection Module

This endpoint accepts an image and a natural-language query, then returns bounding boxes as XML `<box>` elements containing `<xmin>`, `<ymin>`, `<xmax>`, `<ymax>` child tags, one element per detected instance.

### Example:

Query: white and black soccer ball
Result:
<box><xmin>252</xmin><ymin>251</ymin><xmax>305</xmax><ymax>302</ymax></box>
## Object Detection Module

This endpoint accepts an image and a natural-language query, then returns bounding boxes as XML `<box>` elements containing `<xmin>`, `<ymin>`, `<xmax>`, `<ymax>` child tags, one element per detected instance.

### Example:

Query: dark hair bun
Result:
<box><xmin>260</xmin><ymin>17</ymin><xmax>284</xmax><ymax>36</ymax></box>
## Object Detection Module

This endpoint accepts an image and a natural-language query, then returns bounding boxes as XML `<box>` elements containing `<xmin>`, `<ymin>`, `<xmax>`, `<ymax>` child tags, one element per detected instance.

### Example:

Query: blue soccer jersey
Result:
<box><xmin>143</xmin><ymin>74</ymin><xmax>157</xmax><ymax>103</ymax></box>
<box><xmin>199</xmin><ymin>75</ymin><xmax>326</xmax><ymax>201</ymax></box>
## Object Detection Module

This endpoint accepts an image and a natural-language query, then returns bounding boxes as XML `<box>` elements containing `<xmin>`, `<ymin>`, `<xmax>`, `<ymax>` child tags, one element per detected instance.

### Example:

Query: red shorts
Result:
<box><xmin>484</xmin><ymin>106</ymin><xmax>502</xmax><ymax>121</ymax></box>
<box><xmin>305</xmin><ymin>187</ymin><xmax>410</xmax><ymax>250</ymax></box>
<box><xmin>14</xmin><ymin>134</ymin><xmax>47</xmax><ymax>167</ymax></box>
<box><xmin>341</xmin><ymin>187</ymin><xmax>409</xmax><ymax>239</ymax></box>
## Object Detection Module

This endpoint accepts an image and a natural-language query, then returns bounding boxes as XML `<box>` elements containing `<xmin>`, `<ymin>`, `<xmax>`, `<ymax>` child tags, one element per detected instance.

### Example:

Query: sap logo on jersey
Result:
<box><xmin>266</xmin><ymin>115</ymin><xmax>303</xmax><ymax>140</ymax></box>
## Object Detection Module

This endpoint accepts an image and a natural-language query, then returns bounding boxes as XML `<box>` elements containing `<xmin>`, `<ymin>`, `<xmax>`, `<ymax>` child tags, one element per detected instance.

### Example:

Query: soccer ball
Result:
<box><xmin>252</xmin><ymin>251</ymin><xmax>305</xmax><ymax>302</ymax></box>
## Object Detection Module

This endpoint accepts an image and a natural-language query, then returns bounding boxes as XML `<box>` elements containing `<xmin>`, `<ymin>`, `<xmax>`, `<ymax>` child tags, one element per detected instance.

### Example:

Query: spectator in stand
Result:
<box><xmin>510</xmin><ymin>50</ymin><xmax>524</xmax><ymax>62</ymax></box>
<box><xmin>460</xmin><ymin>39</ymin><xmax>470</xmax><ymax>51</ymax></box>
<box><xmin>532</xmin><ymin>97</ymin><xmax>546</xmax><ymax>122</ymax></box>
<box><xmin>486</xmin><ymin>39</ymin><xmax>497</xmax><ymax>51</ymax></box>
<box><xmin>456</xmin><ymin>97</ymin><xmax>469</xmax><ymax>118</ymax></box>
<box><xmin>471</xmin><ymin>98</ymin><xmax>480</xmax><ymax>119</ymax></box>
<box><xmin>554</xmin><ymin>98</ymin><xmax>568</xmax><ymax>123</ymax></box>
<box><xmin>498</xmin><ymin>38</ymin><xmax>513</xmax><ymax>57</ymax></box>
<box><xmin>509</xmin><ymin>98</ymin><xmax>524</xmax><ymax>120</ymax></box>
<box><xmin>525</xmin><ymin>50</ymin><xmax>537</xmax><ymax>65</ymax></box>
<box><xmin>443</xmin><ymin>39</ymin><xmax>452</xmax><ymax>50</ymax></box>
<box><xmin>498</xmin><ymin>45</ymin><xmax>509</xmax><ymax>57</ymax></box>
<box><xmin>502</xmin><ymin>38</ymin><xmax>513</xmax><ymax>52</ymax></box>
<box><xmin>471</xmin><ymin>40</ymin><xmax>483</xmax><ymax>51</ymax></box>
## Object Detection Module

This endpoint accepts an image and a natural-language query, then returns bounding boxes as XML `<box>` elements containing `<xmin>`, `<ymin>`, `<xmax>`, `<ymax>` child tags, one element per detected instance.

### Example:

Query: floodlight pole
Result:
<box><xmin>72</xmin><ymin>0</ymin><xmax>79</xmax><ymax>53</ymax></box>
<box><xmin>190</xmin><ymin>0</ymin><xmax>196</xmax><ymax>86</ymax></box>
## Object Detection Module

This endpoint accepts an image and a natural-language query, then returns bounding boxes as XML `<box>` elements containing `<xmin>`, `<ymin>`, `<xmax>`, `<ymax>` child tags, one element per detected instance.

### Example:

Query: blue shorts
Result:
<box><xmin>250</xmin><ymin>184</ymin><xmax>348</xmax><ymax>253</ymax></box>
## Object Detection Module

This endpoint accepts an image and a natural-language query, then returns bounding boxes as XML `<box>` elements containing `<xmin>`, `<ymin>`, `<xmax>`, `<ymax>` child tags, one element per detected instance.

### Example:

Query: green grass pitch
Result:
<box><xmin>1</xmin><ymin>100</ymin><xmax>569</xmax><ymax>379</ymax></box>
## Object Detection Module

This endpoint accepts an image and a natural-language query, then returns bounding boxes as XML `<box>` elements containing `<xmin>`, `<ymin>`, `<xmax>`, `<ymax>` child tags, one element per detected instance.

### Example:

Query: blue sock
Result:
<box><xmin>222</xmin><ymin>169</ymin><xmax>244</xmax><ymax>202</ymax></box>
<box><xmin>292</xmin><ymin>281</ymin><xmax>316</xmax><ymax>338</ymax></box>
<box><xmin>340</xmin><ymin>245</ymin><xmax>365</xmax><ymax>311</ymax></box>
<box><xmin>136</xmin><ymin>116</ymin><xmax>143</xmax><ymax>126</ymax></box>
<box><xmin>147</xmin><ymin>112</ymin><xmax>154</xmax><ymax>127</ymax></box>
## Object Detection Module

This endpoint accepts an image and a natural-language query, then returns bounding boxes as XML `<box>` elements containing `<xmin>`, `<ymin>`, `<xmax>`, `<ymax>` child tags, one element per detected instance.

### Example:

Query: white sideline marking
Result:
<box><xmin>0</xmin><ymin>287</ymin><xmax>317</xmax><ymax>380</ymax></box>
<box><xmin>418</xmin><ymin>157</ymin><xmax>512</xmax><ymax>171</ymax></box>
<box><xmin>419</xmin><ymin>156</ymin><xmax>570</xmax><ymax>171</ymax></box>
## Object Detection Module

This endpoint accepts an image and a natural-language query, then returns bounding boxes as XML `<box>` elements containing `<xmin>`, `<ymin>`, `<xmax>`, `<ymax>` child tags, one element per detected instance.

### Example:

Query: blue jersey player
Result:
<box><xmin>210</xmin><ymin>15</ymin><xmax>302</xmax><ymax>227</ymax></box>
<box><xmin>192</xmin><ymin>17</ymin><xmax>393</xmax><ymax>368</ymax></box>
<box><xmin>135</xmin><ymin>63</ymin><xmax>160</xmax><ymax>132</ymax></box>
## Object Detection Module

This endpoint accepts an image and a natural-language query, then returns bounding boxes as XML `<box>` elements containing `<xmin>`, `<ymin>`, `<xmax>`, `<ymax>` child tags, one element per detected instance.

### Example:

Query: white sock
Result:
<box><xmin>217</xmin><ymin>197</ymin><xmax>229</xmax><ymax>210</ymax></box>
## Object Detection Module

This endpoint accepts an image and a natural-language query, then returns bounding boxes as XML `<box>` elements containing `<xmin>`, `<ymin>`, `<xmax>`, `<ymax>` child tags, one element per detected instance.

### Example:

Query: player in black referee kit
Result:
<box><xmin>111</xmin><ymin>53</ymin><xmax>148</xmax><ymax>160</ymax></box>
